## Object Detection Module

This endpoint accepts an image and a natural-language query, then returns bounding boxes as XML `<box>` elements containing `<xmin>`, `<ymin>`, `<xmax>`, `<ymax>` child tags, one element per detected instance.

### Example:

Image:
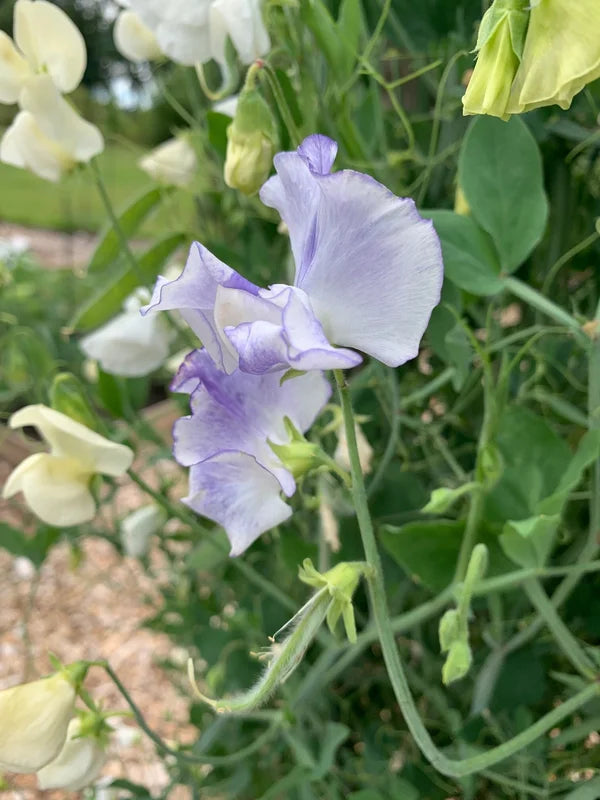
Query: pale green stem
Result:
<box><xmin>334</xmin><ymin>369</ymin><xmax>599</xmax><ymax>777</ymax></box>
<box><xmin>523</xmin><ymin>578</ymin><xmax>595</xmax><ymax>679</ymax></box>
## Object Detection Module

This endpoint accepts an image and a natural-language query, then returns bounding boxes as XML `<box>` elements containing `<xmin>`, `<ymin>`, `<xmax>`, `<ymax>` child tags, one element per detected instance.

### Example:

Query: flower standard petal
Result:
<box><xmin>9</xmin><ymin>405</ymin><xmax>133</xmax><ymax>476</ymax></box>
<box><xmin>0</xmin><ymin>30</ymin><xmax>31</xmax><ymax>103</ymax></box>
<box><xmin>128</xmin><ymin>0</ymin><xmax>212</xmax><ymax>66</ymax></box>
<box><xmin>260</xmin><ymin>134</ymin><xmax>444</xmax><ymax>368</ymax></box>
<box><xmin>209</xmin><ymin>0</ymin><xmax>270</xmax><ymax>66</ymax></box>
<box><xmin>184</xmin><ymin>452</ymin><xmax>293</xmax><ymax>556</ymax></box>
<box><xmin>14</xmin><ymin>0</ymin><xmax>86</xmax><ymax>93</ymax></box>
<box><xmin>142</xmin><ymin>241</ymin><xmax>260</xmax><ymax>373</ymax></box>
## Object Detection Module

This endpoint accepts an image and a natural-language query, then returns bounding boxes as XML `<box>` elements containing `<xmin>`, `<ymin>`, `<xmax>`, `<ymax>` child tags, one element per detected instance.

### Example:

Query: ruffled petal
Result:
<box><xmin>9</xmin><ymin>405</ymin><xmax>133</xmax><ymax>476</ymax></box>
<box><xmin>225</xmin><ymin>285</ymin><xmax>362</xmax><ymax>373</ymax></box>
<box><xmin>143</xmin><ymin>242</ymin><xmax>260</xmax><ymax>373</ymax></box>
<box><xmin>171</xmin><ymin>348</ymin><xmax>331</xmax><ymax>494</ymax></box>
<box><xmin>2</xmin><ymin>452</ymin><xmax>96</xmax><ymax>527</ymax></box>
<box><xmin>184</xmin><ymin>452</ymin><xmax>292</xmax><ymax>556</ymax></box>
<box><xmin>14</xmin><ymin>0</ymin><xmax>86</xmax><ymax>93</ymax></box>
<box><xmin>0</xmin><ymin>30</ymin><xmax>31</xmax><ymax>103</ymax></box>
<box><xmin>261</xmin><ymin>135</ymin><xmax>443</xmax><ymax>367</ymax></box>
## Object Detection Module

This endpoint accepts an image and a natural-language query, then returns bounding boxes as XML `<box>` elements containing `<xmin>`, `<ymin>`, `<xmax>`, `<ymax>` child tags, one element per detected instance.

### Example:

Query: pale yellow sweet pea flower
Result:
<box><xmin>0</xmin><ymin>75</ymin><xmax>104</xmax><ymax>181</ymax></box>
<box><xmin>507</xmin><ymin>0</ymin><xmax>600</xmax><ymax>113</ymax></box>
<box><xmin>139</xmin><ymin>135</ymin><xmax>198</xmax><ymax>188</ymax></box>
<box><xmin>2</xmin><ymin>404</ymin><xmax>133</xmax><ymax>526</ymax></box>
<box><xmin>0</xmin><ymin>0</ymin><xmax>86</xmax><ymax>104</ymax></box>
<box><xmin>37</xmin><ymin>717</ymin><xmax>107</xmax><ymax>791</ymax></box>
<box><xmin>113</xmin><ymin>9</ymin><xmax>163</xmax><ymax>63</ymax></box>
<box><xmin>0</xmin><ymin>672</ymin><xmax>76</xmax><ymax>774</ymax></box>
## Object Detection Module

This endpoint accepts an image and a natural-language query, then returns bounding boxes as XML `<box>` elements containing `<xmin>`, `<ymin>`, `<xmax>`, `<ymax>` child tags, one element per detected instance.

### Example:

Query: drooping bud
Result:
<box><xmin>268</xmin><ymin>417</ymin><xmax>327</xmax><ymax>480</ymax></box>
<box><xmin>224</xmin><ymin>62</ymin><xmax>278</xmax><ymax>195</ymax></box>
<box><xmin>462</xmin><ymin>0</ymin><xmax>529</xmax><ymax>120</ymax></box>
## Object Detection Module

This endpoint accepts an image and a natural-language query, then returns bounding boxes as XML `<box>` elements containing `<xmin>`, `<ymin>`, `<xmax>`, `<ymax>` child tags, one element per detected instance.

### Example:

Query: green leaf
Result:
<box><xmin>500</xmin><ymin>514</ymin><xmax>561</xmax><ymax>569</ymax></box>
<box><xmin>312</xmin><ymin>722</ymin><xmax>350</xmax><ymax>780</ymax></box>
<box><xmin>206</xmin><ymin>111</ymin><xmax>231</xmax><ymax>160</ymax></box>
<box><xmin>71</xmin><ymin>233</ymin><xmax>186</xmax><ymax>331</ymax></box>
<box><xmin>87</xmin><ymin>187</ymin><xmax>163</xmax><ymax>273</ymax></box>
<box><xmin>381</xmin><ymin>520</ymin><xmax>511</xmax><ymax>592</ymax></box>
<box><xmin>423</xmin><ymin>210</ymin><xmax>503</xmax><ymax>295</ymax></box>
<box><xmin>186</xmin><ymin>530</ymin><xmax>230</xmax><ymax>571</ymax></box>
<box><xmin>0</xmin><ymin>523</ymin><xmax>60</xmax><ymax>568</ymax></box>
<box><xmin>537</xmin><ymin>429</ymin><xmax>600</xmax><ymax>516</ymax></box>
<box><xmin>458</xmin><ymin>116</ymin><xmax>548</xmax><ymax>272</ymax></box>
<box><xmin>562</xmin><ymin>778</ymin><xmax>600</xmax><ymax>800</ymax></box>
<box><xmin>444</xmin><ymin>321</ymin><xmax>473</xmax><ymax>391</ymax></box>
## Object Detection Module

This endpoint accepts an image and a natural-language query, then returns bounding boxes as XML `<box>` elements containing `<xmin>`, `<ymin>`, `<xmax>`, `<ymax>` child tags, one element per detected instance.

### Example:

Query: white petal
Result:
<box><xmin>0</xmin><ymin>30</ymin><xmax>31</xmax><ymax>103</ymax></box>
<box><xmin>113</xmin><ymin>10</ymin><xmax>163</xmax><ymax>62</ymax></box>
<box><xmin>20</xmin><ymin>75</ymin><xmax>104</xmax><ymax>162</ymax></box>
<box><xmin>37</xmin><ymin>718</ymin><xmax>106</xmax><ymax>791</ymax></box>
<box><xmin>0</xmin><ymin>673</ymin><xmax>75</xmax><ymax>773</ymax></box>
<box><xmin>14</xmin><ymin>0</ymin><xmax>86</xmax><ymax>93</ymax></box>
<box><xmin>2</xmin><ymin>452</ymin><xmax>96</xmax><ymax>527</ymax></box>
<box><xmin>9</xmin><ymin>404</ymin><xmax>133</xmax><ymax>477</ymax></box>
<box><xmin>139</xmin><ymin>135</ymin><xmax>197</xmax><ymax>188</ymax></box>
<box><xmin>79</xmin><ymin>307</ymin><xmax>172</xmax><ymax>377</ymax></box>
<box><xmin>120</xmin><ymin>505</ymin><xmax>165</xmax><ymax>557</ymax></box>
<box><xmin>128</xmin><ymin>0</ymin><xmax>212</xmax><ymax>65</ymax></box>
<box><xmin>209</xmin><ymin>0</ymin><xmax>270</xmax><ymax>65</ymax></box>
<box><xmin>0</xmin><ymin>111</ymin><xmax>71</xmax><ymax>182</ymax></box>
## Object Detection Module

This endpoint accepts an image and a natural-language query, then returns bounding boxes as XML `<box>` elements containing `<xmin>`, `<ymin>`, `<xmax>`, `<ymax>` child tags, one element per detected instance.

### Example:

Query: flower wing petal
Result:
<box><xmin>184</xmin><ymin>452</ymin><xmax>292</xmax><ymax>556</ymax></box>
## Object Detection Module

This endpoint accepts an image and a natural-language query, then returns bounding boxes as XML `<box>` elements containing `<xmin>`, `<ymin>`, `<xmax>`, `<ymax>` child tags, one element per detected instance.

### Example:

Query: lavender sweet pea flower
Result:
<box><xmin>171</xmin><ymin>349</ymin><xmax>331</xmax><ymax>555</ymax></box>
<box><xmin>144</xmin><ymin>134</ymin><xmax>443</xmax><ymax>374</ymax></box>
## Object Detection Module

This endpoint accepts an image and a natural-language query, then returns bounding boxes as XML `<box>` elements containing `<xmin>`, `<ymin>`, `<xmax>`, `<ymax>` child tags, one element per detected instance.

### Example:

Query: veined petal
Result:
<box><xmin>9</xmin><ymin>405</ymin><xmax>133</xmax><ymax>476</ymax></box>
<box><xmin>0</xmin><ymin>30</ymin><xmax>31</xmax><ymax>103</ymax></box>
<box><xmin>14</xmin><ymin>0</ymin><xmax>86</xmax><ymax>93</ymax></box>
<box><xmin>2</xmin><ymin>452</ymin><xmax>96</xmax><ymax>527</ymax></box>
<box><xmin>113</xmin><ymin>9</ymin><xmax>163</xmax><ymax>62</ymax></box>
<box><xmin>0</xmin><ymin>111</ymin><xmax>71</xmax><ymax>182</ymax></box>
<box><xmin>209</xmin><ymin>0</ymin><xmax>270</xmax><ymax>66</ymax></box>
<box><xmin>261</xmin><ymin>135</ymin><xmax>443</xmax><ymax>367</ymax></box>
<box><xmin>20</xmin><ymin>76</ymin><xmax>104</xmax><ymax>162</ymax></box>
<box><xmin>224</xmin><ymin>284</ymin><xmax>362</xmax><ymax>373</ymax></box>
<box><xmin>184</xmin><ymin>452</ymin><xmax>292</xmax><ymax>556</ymax></box>
<box><xmin>143</xmin><ymin>241</ymin><xmax>260</xmax><ymax>373</ymax></box>
<box><xmin>171</xmin><ymin>348</ymin><xmax>331</xmax><ymax>494</ymax></box>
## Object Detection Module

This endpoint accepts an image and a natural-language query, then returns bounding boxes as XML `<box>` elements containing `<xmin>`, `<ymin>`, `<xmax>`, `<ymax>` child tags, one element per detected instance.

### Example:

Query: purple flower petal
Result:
<box><xmin>297</xmin><ymin>133</ymin><xmax>338</xmax><ymax>175</ymax></box>
<box><xmin>141</xmin><ymin>241</ymin><xmax>259</xmax><ymax>373</ymax></box>
<box><xmin>184</xmin><ymin>453</ymin><xmax>292</xmax><ymax>556</ymax></box>
<box><xmin>172</xmin><ymin>347</ymin><xmax>331</xmax><ymax>495</ymax></box>
<box><xmin>260</xmin><ymin>137</ymin><xmax>444</xmax><ymax>367</ymax></box>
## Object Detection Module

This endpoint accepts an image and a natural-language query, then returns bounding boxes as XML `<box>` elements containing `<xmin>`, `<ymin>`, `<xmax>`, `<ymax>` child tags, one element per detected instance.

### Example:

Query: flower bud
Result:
<box><xmin>462</xmin><ymin>0</ymin><xmax>529</xmax><ymax>120</ymax></box>
<box><xmin>0</xmin><ymin>670</ymin><xmax>78</xmax><ymax>773</ymax></box>
<box><xmin>224</xmin><ymin>64</ymin><xmax>278</xmax><ymax>195</ymax></box>
<box><xmin>49</xmin><ymin>372</ymin><xmax>98</xmax><ymax>430</ymax></box>
<box><xmin>37</xmin><ymin>714</ymin><xmax>108</xmax><ymax>791</ymax></box>
<box><xmin>442</xmin><ymin>640</ymin><xmax>472</xmax><ymax>685</ymax></box>
<box><xmin>334</xmin><ymin>421</ymin><xmax>373</xmax><ymax>475</ymax></box>
<box><xmin>268</xmin><ymin>417</ymin><xmax>324</xmax><ymax>480</ymax></box>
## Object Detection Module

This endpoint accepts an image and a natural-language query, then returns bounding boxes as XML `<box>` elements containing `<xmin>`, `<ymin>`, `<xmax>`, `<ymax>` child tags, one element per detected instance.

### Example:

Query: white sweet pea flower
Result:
<box><xmin>2</xmin><ymin>405</ymin><xmax>134</xmax><ymax>527</ymax></box>
<box><xmin>37</xmin><ymin>717</ymin><xmax>107</xmax><ymax>791</ymax></box>
<box><xmin>0</xmin><ymin>0</ymin><xmax>86</xmax><ymax>104</ymax></box>
<box><xmin>213</xmin><ymin>93</ymin><xmax>238</xmax><ymax>118</ymax></box>
<box><xmin>80</xmin><ymin>289</ymin><xmax>174</xmax><ymax>377</ymax></box>
<box><xmin>139</xmin><ymin>135</ymin><xmax>197</xmax><ymax>188</ymax></box>
<box><xmin>0</xmin><ymin>76</ymin><xmax>104</xmax><ymax>181</ymax></box>
<box><xmin>126</xmin><ymin>0</ymin><xmax>269</xmax><ymax>67</ymax></box>
<box><xmin>0</xmin><ymin>672</ymin><xmax>76</xmax><ymax>773</ymax></box>
<box><xmin>113</xmin><ymin>9</ymin><xmax>163</xmax><ymax>62</ymax></box>
<box><xmin>120</xmin><ymin>504</ymin><xmax>166</xmax><ymax>557</ymax></box>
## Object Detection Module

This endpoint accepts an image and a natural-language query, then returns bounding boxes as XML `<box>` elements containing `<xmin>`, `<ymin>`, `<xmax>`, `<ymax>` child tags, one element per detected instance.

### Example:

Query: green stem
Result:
<box><xmin>504</xmin><ymin>277</ymin><xmax>585</xmax><ymax>341</ymax></box>
<box><xmin>334</xmin><ymin>369</ymin><xmax>599</xmax><ymax>777</ymax></box>
<box><xmin>102</xmin><ymin>662</ymin><xmax>281</xmax><ymax>765</ymax></box>
<box><xmin>524</xmin><ymin>578</ymin><xmax>595</xmax><ymax>678</ymax></box>
<box><xmin>261</xmin><ymin>64</ymin><xmax>302</xmax><ymax>147</ymax></box>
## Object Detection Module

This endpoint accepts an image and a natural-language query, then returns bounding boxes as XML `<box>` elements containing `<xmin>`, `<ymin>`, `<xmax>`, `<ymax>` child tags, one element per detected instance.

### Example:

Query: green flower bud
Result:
<box><xmin>224</xmin><ymin>64</ymin><xmax>278</xmax><ymax>195</ymax></box>
<box><xmin>49</xmin><ymin>372</ymin><xmax>98</xmax><ymax>430</ymax></box>
<box><xmin>462</xmin><ymin>0</ymin><xmax>529</xmax><ymax>120</ymax></box>
<box><xmin>442</xmin><ymin>640</ymin><xmax>473</xmax><ymax>685</ymax></box>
